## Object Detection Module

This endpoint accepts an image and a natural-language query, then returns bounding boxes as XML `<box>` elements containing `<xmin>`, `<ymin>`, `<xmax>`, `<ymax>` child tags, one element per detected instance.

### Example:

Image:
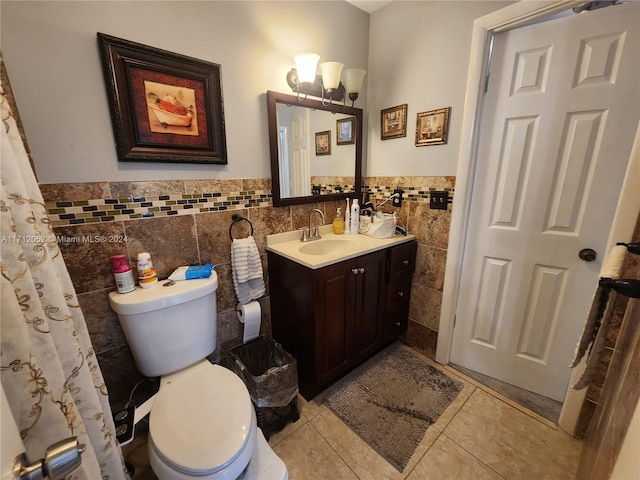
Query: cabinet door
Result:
<box><xmin>352</xmin><ymin>250</ymin><xmax>386</xmax><ymax>363</ymax></box>
<box><xmin>314</xmin><ymin>259</ymin><xmax>356</xmax><ymax>387</ymax></box>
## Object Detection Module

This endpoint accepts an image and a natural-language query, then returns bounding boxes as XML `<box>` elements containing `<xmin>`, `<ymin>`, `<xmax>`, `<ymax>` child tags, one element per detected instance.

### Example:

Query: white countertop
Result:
<box><xmin>266</xmin><ymin>224</ymin><xmax>416</xmax><ymax>269</ymax></box>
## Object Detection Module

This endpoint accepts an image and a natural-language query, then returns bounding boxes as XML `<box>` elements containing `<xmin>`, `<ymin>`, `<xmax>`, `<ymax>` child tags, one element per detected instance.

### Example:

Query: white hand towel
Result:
<box><xmin>231</xmin><ymin>236</ymin><xmax>265</xmax><ymax>304</ymax></box>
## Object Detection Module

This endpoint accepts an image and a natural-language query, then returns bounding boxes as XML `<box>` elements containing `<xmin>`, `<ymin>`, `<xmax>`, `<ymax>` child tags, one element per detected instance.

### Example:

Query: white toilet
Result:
<box><xmin>108</xmin><ymin>272</ymin><xmax>288</xmax><ymax>480</ymax></box>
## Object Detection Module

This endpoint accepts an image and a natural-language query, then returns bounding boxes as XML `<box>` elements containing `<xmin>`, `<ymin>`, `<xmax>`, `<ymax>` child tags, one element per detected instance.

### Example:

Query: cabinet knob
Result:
<box><xmin>359</xmin><ymin>267</ymin><xmax>365</xmax><ymax>274</ymax></box>
<box><xmin>352</xmin><ymin>268</ymin><xmax>359</xmax><ymax>275</ymax></box>
<box><xmin>395</xmin><ymin>321</ymin><xmax>401</xmax><ymax>327</ymax></box>
<box><xmin>397</xmin><ymin>291</ymin><xmax>404</xmax><ymax>297</ymax></box>
<box><xmin>402</xmin><ymin>259</ymin><xmax>410</xmax><ymax>265</ymax></box>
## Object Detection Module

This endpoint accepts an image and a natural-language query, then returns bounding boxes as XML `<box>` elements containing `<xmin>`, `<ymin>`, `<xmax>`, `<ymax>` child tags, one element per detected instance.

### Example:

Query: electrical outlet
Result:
<box><xmin>430</xmin><ymin>191</ymin><xmax>449</xmax><ymax>210</ymax></box>
<box><xmin>392</xmin><ymin>188</ymin><xmax>404</xmax><ymax>207</ymax></box>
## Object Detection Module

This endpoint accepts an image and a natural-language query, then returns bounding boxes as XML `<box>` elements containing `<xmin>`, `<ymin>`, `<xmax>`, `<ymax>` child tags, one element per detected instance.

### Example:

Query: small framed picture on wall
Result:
<box><xmin>315</xmin><ymin>130</ymin><xmax>331</xmax><ymax>155</ymax></box>
<box><xmin>415</xmin><ymin>107</ymin><xmax>451</xmax><ymax>146</ymax></box>
<box><xmin>337</xmin><ymin>117</ymin><xmax>355</xmax><ymax>145</ymax></box>
<box><xmin>380</xmin><ymin>104</ymin><xmax>408</xmax><ymax>140</ymax></box>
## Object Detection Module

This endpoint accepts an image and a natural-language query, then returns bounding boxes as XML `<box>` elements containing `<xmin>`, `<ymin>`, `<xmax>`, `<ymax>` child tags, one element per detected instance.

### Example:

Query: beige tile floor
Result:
<box><xmin>123</xmin><ymin>347</ymin><xmax>583</xmax><ymax>480</ymax></box>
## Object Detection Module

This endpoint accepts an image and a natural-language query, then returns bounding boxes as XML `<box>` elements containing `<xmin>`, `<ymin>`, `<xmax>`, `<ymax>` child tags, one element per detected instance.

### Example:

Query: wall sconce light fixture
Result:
<box><xmin>286</xmin><ymin>52</ymin><xmax>366</xmax><ymax>106</ymax></box>
<box><xmin>343</xmin><ymin>68</ymin><xmax>367</xmax><ymax>105</ymax></box>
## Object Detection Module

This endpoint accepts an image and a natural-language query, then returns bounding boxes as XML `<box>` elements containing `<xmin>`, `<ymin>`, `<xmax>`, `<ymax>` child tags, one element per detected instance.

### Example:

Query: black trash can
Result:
<box><xmin>229</xmin><ymin>335</ymin><xmax>300</xmax><ymax>439</ymax></box>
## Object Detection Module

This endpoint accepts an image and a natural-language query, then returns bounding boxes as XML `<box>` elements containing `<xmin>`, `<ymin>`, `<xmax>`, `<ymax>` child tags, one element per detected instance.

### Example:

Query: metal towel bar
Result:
<box><xmin>616</xmin><ymin>242</ymin><xmax>640</xmax><ymax>255</ymax></box>
<box><xmin>600</xmin><ymin>242</ymin><xmax>640</xmax><ymax>298</ymax></box>
<box><xmin>598</xmin><ymin>278</ymin><xmax>640</xmax><ymax>299</ymax></box>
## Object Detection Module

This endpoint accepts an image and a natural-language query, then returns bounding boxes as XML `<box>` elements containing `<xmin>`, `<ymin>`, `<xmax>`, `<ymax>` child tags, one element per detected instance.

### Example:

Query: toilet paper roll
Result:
<box><xmin>237</xmin><ymin>301</ymin><xmax>261</xmax><ymax>342</ymax></box>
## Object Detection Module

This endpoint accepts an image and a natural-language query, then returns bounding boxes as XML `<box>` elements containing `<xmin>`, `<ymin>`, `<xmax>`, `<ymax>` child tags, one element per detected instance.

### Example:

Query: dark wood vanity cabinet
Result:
<box><xmin>267</xmin><ymin>240</ymin><xmax>417</xmax><ymax>400</ymax></box>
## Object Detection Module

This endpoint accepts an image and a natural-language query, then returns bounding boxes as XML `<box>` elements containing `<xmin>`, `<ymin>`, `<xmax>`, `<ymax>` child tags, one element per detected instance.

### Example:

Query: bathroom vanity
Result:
<box><xmin>266</xmin><ymin>227</ymin><xmax>417</xmax><ymax>399</ymax></box>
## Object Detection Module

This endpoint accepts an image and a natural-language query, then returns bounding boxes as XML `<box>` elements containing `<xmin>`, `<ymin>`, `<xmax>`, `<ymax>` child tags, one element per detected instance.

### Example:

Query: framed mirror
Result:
<box><xmin>267</xmin><ymin>91</ymin><xmax>363</xmax><ymax>207</ymax></box>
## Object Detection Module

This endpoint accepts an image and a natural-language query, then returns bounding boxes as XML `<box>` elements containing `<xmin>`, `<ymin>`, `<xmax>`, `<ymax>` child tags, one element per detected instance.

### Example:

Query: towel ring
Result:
<box><xmin>229</xmin><ymin>214</ymin><xmax>254</xmax><ymax>240</ymax></box>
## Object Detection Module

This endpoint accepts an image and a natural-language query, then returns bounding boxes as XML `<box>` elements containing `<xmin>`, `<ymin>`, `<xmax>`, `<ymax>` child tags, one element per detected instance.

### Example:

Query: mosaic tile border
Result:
<box><xmin>46</xmin><ymin>184</ymin><xmax>454</xmax><ymax>227</ymax></box>
<box><xmin>365</xmin><ymin>184</ymin><xmax>454</xmax><ymax>204</ymax></box>
<box><xmin>314</xmin><ymin>183</ymin><xmax>357</xmax><ymax>195</ymax></box>
<box><xmin>46</xmin><ymin>190</ymin><xmax>272</xmax><ymax>227</ymax></box>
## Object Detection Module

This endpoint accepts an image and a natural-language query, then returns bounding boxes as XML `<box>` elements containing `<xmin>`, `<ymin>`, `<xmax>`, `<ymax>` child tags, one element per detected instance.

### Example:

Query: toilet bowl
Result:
<box><xmin>108</xmin><ymin>274</ymin><xmax>288</xmax><ymax>480</ymax></box>
<box><xmin>146</xmin><ymin>361</ymin><xmax>287</xmax><ymax>479</ymax></box>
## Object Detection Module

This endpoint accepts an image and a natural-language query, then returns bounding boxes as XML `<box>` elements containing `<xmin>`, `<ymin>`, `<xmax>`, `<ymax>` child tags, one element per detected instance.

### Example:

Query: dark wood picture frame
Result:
<box><xmin>315</xmin><ymin>130</ymin><xmax>331</xmax><ymax>155</ymax></box>
<box><xmin>97</xmin><ymin>33</ymin><xmax>227</xmax><ymax>164</ymax></box>
<box><xmin>415</xmin><ymin>107</ymin><xmax>451</xmax><ymax>146</ymax></box>
<box><xmin>337</xmin><ymin>117</ymin><xmax>355</xmax><ymax>145</ymax></box>
<box><xmin>381</xmin><ymin>104</ymin><xmax>408</xmax><ymax>140</ymax></box>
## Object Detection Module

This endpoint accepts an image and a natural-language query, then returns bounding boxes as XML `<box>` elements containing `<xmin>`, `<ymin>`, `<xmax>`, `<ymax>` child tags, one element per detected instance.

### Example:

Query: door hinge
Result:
<box><xmin>453</xmin><ymin>314</ymin><xmax>457</xmax><ymax>328</ymax></box>
<box><xmin>484</xmin><ymin>72</ymin><xmax>490</xmax><ymax>94</ymax></box>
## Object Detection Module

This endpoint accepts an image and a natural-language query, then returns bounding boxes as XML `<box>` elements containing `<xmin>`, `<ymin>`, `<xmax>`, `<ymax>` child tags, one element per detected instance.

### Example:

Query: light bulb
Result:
<box><xmin>294</xmin><ymin>53</ymin><xmax>320</xmax><ymax>84</ymax></box>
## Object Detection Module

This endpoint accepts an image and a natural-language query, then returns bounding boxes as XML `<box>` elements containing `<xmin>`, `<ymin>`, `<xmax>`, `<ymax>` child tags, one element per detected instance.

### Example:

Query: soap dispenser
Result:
<box><xmin>333</xmin><ymin>208</ymin><xmax>344</xmax><ymax>235</ymax></box>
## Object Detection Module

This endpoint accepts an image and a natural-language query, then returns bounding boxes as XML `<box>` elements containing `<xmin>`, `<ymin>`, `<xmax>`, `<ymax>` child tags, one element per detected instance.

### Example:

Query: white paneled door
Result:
<box><xmin>290</xmin><ymin>106</ymin><xmax>311</xmax><ymax>197</ymax></box>
<box><xmin>451</xmin><ymin>3</ymin><xmax>640</xmax><ymax>401</ymax></box>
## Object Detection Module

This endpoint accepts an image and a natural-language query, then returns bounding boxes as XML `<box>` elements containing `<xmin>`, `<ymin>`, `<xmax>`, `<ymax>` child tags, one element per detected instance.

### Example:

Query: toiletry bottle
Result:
<box><xmin>350</xmin><ymin>198</ymin><xmax>360</xmax><ymax>235</ymax></box>
<box><xmin>333</xmin><ymin>208</ymin><xmax>344</xmax><ymax>235</ymax></box>
<box><xmin>111</xmin><ymin>254</ymin><xmax>135</xmax><ymax>294</ymax></box>
<box><xmin>137</xmin><ymin>252</ymin><xmax>158</xmax><ymax>288</ymax></box>
<box><xmin>345</xmin><ymin>198</ymin><xmax>351</xmax><ymax>234</ymax></box>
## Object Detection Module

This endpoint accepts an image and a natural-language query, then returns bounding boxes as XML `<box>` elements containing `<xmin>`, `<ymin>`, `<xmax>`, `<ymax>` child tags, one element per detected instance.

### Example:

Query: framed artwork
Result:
<box><xmin>97</xmin><ymin>33</ymin><xmax>227</xmax><ymax>164</ymax></box>
<box><xmin>380</xmin><ymin>104</ymin><xmax>408</xmax><ymax>140</ymax></box>
<box><xmin>315</xmin><ymin>130</ymin><xmax>331</xmax><ymax>155</ymax></box>
<box><xmin>337</xmin><ymin>117</ymin><xmax>355</xmax><ymax>145</ymax></box>
<box><xmin>415</xmin><ymin>107</ymin><xmax>451</xmax><ymax>146</ymax></box>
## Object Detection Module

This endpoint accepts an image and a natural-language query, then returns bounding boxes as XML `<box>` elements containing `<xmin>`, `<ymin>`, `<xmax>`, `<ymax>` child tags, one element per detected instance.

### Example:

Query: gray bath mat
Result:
<box><xmin>324</xmin><ymin>343</ymin><xmax>464</xmax><ymax>472</ymax></box>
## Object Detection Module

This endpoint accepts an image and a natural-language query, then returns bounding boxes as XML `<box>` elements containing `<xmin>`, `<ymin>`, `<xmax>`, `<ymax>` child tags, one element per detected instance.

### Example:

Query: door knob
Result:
<box><xmin>579</xmin><ymin>248</ymin><xmax>597</xmax><ymax>262</ymax></box>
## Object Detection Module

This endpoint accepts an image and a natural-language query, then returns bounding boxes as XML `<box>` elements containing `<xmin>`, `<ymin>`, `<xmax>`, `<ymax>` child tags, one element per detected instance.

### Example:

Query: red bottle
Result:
<box><xmin>111</xmin><ymin>255</ymin><xmax>135</xmax><ymax>294</ymax></box>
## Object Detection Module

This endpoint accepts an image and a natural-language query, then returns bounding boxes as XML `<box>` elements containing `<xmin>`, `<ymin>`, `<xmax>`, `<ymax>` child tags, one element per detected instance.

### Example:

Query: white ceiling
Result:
<box><xmin>346</xmin><ymin>0</ymin><xmax>394</xmax><ymax>13</ymax></box>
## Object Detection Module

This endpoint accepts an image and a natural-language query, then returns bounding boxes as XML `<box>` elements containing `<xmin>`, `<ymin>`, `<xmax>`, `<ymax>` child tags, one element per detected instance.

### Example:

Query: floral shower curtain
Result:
<box><xmin>0</xmin><ymin>68</ymin><xmax>127</xmax><ymax>478</ymax></box>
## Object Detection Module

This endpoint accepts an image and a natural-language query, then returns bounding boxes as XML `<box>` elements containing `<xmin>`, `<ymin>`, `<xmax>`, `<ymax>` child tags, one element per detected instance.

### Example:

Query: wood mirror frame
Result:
<box><xmin>267</xmin><ymin>90</ymin><xmax>363</xmax><ymax>207</ymax></box>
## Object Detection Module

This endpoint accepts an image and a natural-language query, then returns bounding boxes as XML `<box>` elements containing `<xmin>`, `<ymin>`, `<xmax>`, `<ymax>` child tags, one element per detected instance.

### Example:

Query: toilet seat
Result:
<box><xmin>149</xmin><ymin>361</ymin><xmax>255</xmax><ymax>476</ymax></box>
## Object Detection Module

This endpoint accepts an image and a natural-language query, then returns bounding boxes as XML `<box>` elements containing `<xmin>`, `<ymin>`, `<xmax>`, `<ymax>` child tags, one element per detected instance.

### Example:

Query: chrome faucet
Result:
<box><xmin>301</xmin><ymin>208</ymin><xmax>325</xmax><ymax>242</ymax></box>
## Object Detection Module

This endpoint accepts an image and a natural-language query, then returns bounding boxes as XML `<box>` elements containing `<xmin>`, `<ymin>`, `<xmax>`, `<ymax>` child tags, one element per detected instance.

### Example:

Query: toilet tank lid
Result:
<box><xmin>109</xmin><ymin>272</ymin><xmax>218</xmax><ymax>315</ymax></box>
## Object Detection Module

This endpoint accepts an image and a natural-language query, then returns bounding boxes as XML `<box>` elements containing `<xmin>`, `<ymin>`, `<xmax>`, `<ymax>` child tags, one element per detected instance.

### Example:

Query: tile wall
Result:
<box><xmin>40</xmin><ymin>176</ymin><xmax>455</xmax><ymax>406</ymax></box>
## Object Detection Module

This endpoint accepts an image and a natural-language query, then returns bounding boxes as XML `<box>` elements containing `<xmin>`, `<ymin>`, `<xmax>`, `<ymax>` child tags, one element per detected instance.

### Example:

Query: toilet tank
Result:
<box><xmin>108</xmin><ymin>273</ymin><xmax>218</xmax><ymax>377</ymax></box>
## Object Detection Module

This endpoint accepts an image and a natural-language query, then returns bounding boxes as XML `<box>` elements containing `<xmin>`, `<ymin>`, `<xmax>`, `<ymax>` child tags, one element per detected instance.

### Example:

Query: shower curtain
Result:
<box><xmin>0</xmin><ymin>72</ymin><xmax>126</xmax><ymax>478</ymax></box>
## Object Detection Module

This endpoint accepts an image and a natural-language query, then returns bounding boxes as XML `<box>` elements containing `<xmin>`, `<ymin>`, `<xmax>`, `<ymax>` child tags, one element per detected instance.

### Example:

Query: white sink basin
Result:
<box><xmin>267</xmin><ymin>225</ymin><xmax>416</xmax><ymax>269</ymax></box>
<box><xmin>299</xmin><ymin>239</ymin><xmax>353</xmax><ymax>256</ymax></box>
